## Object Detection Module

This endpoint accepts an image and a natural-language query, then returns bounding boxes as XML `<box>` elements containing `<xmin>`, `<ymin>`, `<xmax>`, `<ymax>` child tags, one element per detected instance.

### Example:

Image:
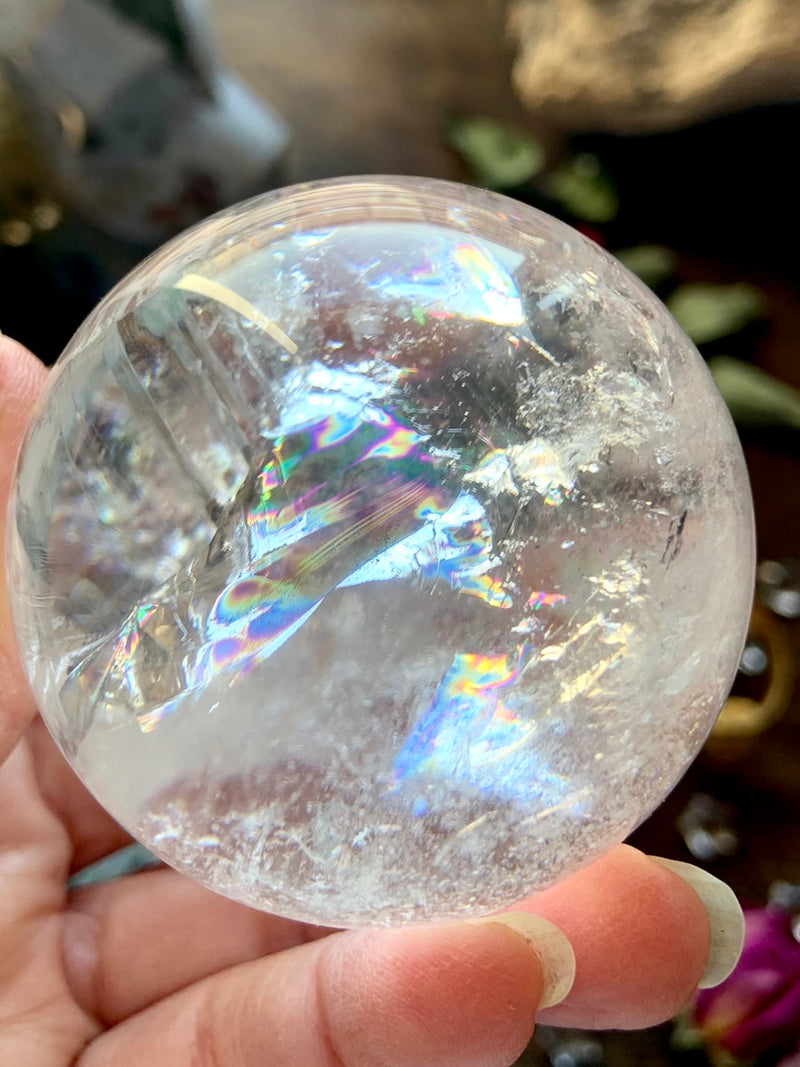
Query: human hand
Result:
<box><xmin>0</xmin><ymin>334</ymin><xmax>744</xmax><ymax>1067</ymax></box>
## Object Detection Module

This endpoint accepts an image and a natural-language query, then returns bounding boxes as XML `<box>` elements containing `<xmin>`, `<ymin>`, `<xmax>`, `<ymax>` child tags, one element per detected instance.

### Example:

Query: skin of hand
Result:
<box><xmin>0</xmin><ymin>334</ymin><xmax>744</xmax><ymax>1067</ymax></box>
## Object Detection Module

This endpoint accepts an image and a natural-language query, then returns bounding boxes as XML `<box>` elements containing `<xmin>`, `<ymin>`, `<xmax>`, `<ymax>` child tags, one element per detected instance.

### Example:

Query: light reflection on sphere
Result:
<box><xmin>7</xmin><ymin>177</ymin><xmax>754</xmax><ymax>926</ymax></box>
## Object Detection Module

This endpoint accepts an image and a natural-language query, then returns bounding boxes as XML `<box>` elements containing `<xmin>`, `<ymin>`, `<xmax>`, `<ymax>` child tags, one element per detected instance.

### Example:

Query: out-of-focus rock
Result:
<box><xmin>508</xmin><ymin>0</ymin><xmax>800</xmax><ymax>132</ymax></box>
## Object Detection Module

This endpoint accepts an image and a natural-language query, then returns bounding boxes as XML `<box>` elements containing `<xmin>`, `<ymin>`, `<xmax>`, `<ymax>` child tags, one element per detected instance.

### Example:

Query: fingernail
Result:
<box><xmin>470</xmin><ymin>911</ymin><xmax>576</xmax><ymax>1008</ymax></box>
<box><xmin>652</xmin><ymin>857</ymin><xmax>745</xmax><ymax>988</ymax></box>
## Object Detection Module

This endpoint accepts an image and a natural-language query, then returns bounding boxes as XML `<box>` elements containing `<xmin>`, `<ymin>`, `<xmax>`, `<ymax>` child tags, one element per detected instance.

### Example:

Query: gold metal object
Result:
<box><xmin>0</xmin><ymin>70</ymin><xmax>61</xmax><ymax>245</ymax></box>
<box><xmin>708</xmin><ymin>602</ymin><xmax>795</xmax><ymax>756</ymax></box>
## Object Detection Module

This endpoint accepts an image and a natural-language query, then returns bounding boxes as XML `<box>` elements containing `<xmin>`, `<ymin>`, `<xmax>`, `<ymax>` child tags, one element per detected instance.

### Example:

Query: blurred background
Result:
<box><xmin>3</xmin><ymin>1</ymin><xmax>800</xmax><ymax>1063</ymax></box>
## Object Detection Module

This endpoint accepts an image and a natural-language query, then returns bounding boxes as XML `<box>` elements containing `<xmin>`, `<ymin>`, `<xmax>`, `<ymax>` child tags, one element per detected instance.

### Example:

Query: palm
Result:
<box><xmin>1</xmin><ymin>725</ymin><xmax>99</xmax><ymax>1065</ymax></box>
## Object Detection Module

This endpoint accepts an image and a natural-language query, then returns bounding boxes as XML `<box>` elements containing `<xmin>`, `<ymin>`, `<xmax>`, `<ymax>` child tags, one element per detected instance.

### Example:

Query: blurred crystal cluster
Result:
<box><xmin>0</xmin><ymin>0</ymin><xmax>288</xmax><ymax>244</ymax></box>
<box><xmin>0</xmin><ymin>0</ymin><xmax>289</xmax><ymax>356</ymax></box>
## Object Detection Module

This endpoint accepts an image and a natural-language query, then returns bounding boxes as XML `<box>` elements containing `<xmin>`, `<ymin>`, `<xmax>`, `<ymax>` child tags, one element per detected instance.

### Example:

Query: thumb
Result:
<box><xmin>0</xmin><ymin>335</ymin><xmax>48</xmax><ymax>764</ymax></box>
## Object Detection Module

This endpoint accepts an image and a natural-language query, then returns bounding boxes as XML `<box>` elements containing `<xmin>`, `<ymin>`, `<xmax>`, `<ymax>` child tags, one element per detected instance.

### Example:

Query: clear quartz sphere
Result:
<box><xmin>7</xmin><ymin>176</ymin><xmax>754</xmax><ymax>926</ymax></box>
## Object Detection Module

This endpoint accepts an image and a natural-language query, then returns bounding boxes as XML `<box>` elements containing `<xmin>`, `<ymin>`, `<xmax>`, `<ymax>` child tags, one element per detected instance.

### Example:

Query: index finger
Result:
<box><xmin>0</xmin><ymin>334</ymin><xmax>48</xmax><ymax>763</ymax></box>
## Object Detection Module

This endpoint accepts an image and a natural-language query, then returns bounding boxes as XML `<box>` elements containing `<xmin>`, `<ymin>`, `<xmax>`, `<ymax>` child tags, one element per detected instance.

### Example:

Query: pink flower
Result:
<box><xmin>693</xmin><ymin>904</ymin><xmax>800</xmax><ymax>1063</ymax></box>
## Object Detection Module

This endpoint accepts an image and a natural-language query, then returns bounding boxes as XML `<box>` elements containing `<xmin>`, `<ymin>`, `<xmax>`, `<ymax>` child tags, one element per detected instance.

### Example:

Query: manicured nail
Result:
<box><xmin>471</xmin><ymin>911</ymin><xmax>576</xmax><ymax>1008</ymax></box>
<box><xmin>652</xmin><ymin>857</ymin><xmax>745</xmax><ymax>988</ymax></box>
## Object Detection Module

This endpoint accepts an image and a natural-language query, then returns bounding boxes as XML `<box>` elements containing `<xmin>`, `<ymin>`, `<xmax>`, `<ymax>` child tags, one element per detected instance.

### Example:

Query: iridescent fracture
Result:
<box><xmin>74</xmin><ymin>388</ymin><xmax>564</xmax><ymax>744</ymax></box>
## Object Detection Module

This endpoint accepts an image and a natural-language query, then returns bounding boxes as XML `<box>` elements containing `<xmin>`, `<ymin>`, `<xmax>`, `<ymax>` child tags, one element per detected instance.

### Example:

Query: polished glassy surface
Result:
<box><xmin>8</xmin><ymin>177</ymin><xmax>755</xmax><ymax>925</ymax></box>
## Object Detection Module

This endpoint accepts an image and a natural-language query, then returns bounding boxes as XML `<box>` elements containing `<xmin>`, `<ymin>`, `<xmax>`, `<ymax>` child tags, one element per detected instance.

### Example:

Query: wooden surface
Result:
<box><xmin>212</xmin><ymin>0</ymin><xmax>534</xmax><ymax>183</ymax></box>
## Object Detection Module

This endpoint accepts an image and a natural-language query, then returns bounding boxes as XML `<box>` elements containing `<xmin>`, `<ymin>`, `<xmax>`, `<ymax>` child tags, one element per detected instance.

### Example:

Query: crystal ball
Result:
<box><xmin>7</xmin><ymin>176</ymin><xmax>754</xmax><ymax>926</ymax></box>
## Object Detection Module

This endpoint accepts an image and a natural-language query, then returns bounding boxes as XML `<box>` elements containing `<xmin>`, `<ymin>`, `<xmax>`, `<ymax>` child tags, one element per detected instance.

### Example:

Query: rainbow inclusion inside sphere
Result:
<box><xmin>7</xmin><ymin>177</ymin><xmax>754</xmax><ymax>926</ymax></box>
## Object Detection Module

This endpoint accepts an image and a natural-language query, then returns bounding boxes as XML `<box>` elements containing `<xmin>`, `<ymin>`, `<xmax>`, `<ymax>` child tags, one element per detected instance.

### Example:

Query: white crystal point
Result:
<box><xmin>7</xmin><ymin>176</ymin><xmax>754</xmax><ymax>927</ymax></box>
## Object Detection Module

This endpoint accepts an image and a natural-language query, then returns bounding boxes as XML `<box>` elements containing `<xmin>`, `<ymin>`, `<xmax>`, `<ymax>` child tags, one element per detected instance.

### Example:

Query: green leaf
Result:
<box><xmin>710</xmin><ymin>357</ymin><xmax>800</xmax><ymax>431</ymax></box>
<box><xmin>670</xmin><ymin>1010</ymin><xmax>706</xmax><ymax>1053</ymax></box>
<box><xmin>444</xmin><ymin>115</ymin><xmax>545</xmax><ymax>188</ymax></box>
<box><xmin>543</xmin><ymin>153</ymin><xmax>619</xmax><ymax>223</ymax></box>
<box><xmin>615</xmin><ymin>244</ymin><xmax>679</xmax><ymax>290</ymax></box>
<box><xmin>667</xmin><ymin>283</ymin><xmax>765</xmax><ymax>345</ymax></box>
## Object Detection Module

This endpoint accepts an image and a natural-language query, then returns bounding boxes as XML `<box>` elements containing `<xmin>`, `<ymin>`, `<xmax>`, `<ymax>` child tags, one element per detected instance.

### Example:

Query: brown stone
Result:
<box><xmin>508</xmin><ymin>0</ymin><xmax>800</xmax><ymax>132</ymax></box>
